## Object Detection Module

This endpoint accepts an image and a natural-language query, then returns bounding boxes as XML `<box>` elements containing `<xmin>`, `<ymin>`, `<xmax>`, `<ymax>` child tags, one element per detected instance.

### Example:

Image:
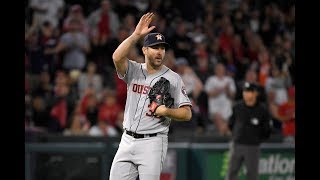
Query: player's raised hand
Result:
<box><xmin>133</xmin><ymin>12</ymin><xmax>156</xmax><ymax>37</ymax></box>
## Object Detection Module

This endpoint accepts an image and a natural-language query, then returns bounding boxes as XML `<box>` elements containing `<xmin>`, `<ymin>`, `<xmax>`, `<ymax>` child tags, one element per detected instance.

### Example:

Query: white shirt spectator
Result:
<box><xmin>29</xmin><ymin>0</ymin><xmax>64</xmax><ymax>28</ymax></box>
<box><xmin>205</xmin><ymin>75</ymin><xmax>236</xmax><ymax>120</ymax></box>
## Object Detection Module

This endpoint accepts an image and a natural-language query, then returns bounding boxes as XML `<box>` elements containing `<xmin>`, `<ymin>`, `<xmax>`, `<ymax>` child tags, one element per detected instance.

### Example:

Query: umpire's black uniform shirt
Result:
<box><xmin>228</xmin><ymin>100</ymin><xmax>271</xmax><ymax>145</ymax></box>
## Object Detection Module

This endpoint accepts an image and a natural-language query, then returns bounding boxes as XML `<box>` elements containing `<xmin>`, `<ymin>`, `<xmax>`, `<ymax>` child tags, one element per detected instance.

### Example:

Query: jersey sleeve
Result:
<box><xmin>116</xmin><ymin>59</ymin><xmax>140</xmax><ymax>84</ymax></box>
<box><xmin>173</xmin><ymin>76</ymin><xmax>192</xmax><ymax>108</ymax></box>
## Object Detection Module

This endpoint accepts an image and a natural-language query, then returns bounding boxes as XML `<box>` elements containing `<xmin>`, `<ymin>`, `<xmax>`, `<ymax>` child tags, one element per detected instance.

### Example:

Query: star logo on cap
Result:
<box><xmin>155</xmin><ymin>34</ymin><xmax>162</xmax><ymax>40</ymax></box>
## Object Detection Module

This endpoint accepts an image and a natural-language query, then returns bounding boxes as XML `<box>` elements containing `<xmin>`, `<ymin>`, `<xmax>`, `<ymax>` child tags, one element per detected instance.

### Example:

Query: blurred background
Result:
<box><xmin>25</xmin><ymin>0</ymin><xmax>295</xmax><ymax>179</ymax></box>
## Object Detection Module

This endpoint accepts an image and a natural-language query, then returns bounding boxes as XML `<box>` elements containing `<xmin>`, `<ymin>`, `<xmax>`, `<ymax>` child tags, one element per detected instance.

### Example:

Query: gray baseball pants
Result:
<box><xmin>109</xmin><ymin>132</ymin><xmax>168</xmax><ymax>180</ymax></box>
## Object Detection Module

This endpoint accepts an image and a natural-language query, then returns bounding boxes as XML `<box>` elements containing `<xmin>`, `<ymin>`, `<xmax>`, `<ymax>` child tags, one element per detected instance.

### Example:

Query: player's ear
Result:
<box><xmin>142</xmin><ymin>47</ymin><xmax>147</xmax><ymax>55</ymax></box>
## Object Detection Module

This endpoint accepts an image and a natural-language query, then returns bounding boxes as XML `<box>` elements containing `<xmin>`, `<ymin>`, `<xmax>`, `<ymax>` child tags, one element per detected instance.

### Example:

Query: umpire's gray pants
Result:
<box><xmin>226</xmin><ymin>142</ymin><xmax>260</xmax><ymax>180</ymax></box>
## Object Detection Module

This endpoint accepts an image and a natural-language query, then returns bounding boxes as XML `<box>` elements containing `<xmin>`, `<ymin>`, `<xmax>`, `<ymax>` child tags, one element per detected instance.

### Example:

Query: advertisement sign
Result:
<box><xmin>207</xmin><ymin>150</ymin><xmax>295</xmax><ymax>180</ymax></box>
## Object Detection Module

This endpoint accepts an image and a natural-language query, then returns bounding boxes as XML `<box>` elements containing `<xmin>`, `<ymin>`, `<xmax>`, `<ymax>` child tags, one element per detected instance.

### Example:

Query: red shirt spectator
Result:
<box><xmin>115</xmin><ymin>73</ymin><xmax>127</xmax><ymax>109</ymax></box>
<box><xmin>257</xmin><ymin>48</ymin><xmax>271</xmax><ymax>87</ymax></box>
<box><xmin>219</xmin><ymin>25</ymin><xmax>234</xmax><ymax>54</ymax></box>
<box><xmin>50</xmin><ymin>84</ymin><xmax>69</xmax><ymax>130</ymax></box>
<box><xmin>98</xmin><ymin>11</ymin><xmax>110</xmax><ymax>40</ymax></box>
<box><xmin>98</xmin><ymin>90</ymin><xmax>122</xmax><ymax>127</ymax></box>
<box><xmin>278</xmin><ymin>86</ymin><xmax>295</xmax><ymax>137</ymax></box>
<box><xmin>50</xmin><ymin>98</ymin><xmax>67</xmax><ymax>129</ymax></box>
<box><xmin>232</xmin><ymin>35</ymin><xmax>245</xmax><ymax>62</ymax></box>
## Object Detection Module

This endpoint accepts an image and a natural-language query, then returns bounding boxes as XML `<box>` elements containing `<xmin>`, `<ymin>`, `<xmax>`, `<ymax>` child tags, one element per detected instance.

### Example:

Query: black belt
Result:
<box><xmin>125</xmin><ymin>130</ymin><xmax>157</xmax><ymax>139</ymax></box>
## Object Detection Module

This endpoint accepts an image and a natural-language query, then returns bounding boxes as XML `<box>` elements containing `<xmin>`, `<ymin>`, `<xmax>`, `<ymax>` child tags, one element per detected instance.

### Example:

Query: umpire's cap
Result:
<box><xmin>143</xmin><ymin>33</ymin><xmax>170</xmax><ymax>48</ymax></box>
<box><xmin>242</xmin><ymin>82</ymin><xmax>259</xmax><ymax>92</ymax></box>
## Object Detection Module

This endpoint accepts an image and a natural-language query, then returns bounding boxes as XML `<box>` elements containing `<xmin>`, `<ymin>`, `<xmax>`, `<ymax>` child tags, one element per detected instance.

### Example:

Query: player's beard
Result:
<box><xmin>148</xmin><ymin>55</ymin><xmax>164</xmax><ymax>70</ymax></box>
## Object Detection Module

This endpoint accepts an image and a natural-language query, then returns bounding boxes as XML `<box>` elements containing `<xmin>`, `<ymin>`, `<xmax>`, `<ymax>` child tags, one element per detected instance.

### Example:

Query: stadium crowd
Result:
<box><xmin>25</xmin><ymin>0</ymin><xmax>295</xmax><ymax>143</ymax></box>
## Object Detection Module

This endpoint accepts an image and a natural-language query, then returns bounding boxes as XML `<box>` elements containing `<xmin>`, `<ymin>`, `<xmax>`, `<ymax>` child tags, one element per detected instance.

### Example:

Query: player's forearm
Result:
<box><xmin>112</xmin><ymin>33</ymin><xmax>140</xmax><ymax>63</ymax></box>
<box><xmin>163</xmin><ymin>106</ymin><xmax>192</xmax><ymax>121</ymax></box>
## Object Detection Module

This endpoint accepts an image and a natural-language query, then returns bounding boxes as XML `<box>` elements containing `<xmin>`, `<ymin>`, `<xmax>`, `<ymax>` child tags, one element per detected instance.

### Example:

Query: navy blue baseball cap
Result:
<box><xmin>143</xmin><ymin>33</ymin><xmax>170</xmax><ymax>48</ymax></box>
<box><xmin>242</xmin><ymin>82</ymin><xmax>259</xmax><ymax>92</ymax></box>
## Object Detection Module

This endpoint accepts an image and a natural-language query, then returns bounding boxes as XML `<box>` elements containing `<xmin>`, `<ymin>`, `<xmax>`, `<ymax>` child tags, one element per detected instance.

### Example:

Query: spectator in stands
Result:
<box><xmin>48</xmin><ymin>83</ymin><xmax>69</xmax><ymax>132</ymax></box>
<box><xmin>45</xmin><ymin>18</ymin><xmax>91</xmax><ymax>71</ymax></box>
<box><xmin>267</xmin><ymin>89</ymin><xmax>283</xmax><ymax>134</ymax></box>
<box><xmin>163</xmin><ymin>49</ymin><xmax>176</xmax><ymax>71</ymax></box>
<box><xmin>29</xmin><ymin>0</ymin><xmax>65</xmax><ymax>29</ymax></box>
<box><xmin>175</xmin><ymin>57</ymin><xmax>204</xmax><ymax>132</ymax></box>
<box><xmin>256</xmin><ymin>47</ymin><xmax>271</xmax><ymax>87</ymax></box>
<box><xmin>87</xmin><ymin>0</ymin><xmax>120</xmax><ymax>44</ymax></box>
<box><xmin>98</xmin><ymin>89</ymin><xmax>122</xmax><ymax>128</ymax></box>
<box><xmin>38</xmin><ymin>21</ymin><xmax>59</xmax><ymax>78</ymax></box>
<box><xmin>219</xmin><ymin>24</ymin><xmax>234</xmax><ymax>56</ymax></box>
<box><xmin>48</xmin><ymin>71</ymin><xmax>77</xmax><ymax>130</ymax></box>
<box><xmin>193</xmin><ymin>38</ymin><xmax>209</xmax><ymax>68</ymax></box>
<box><xmin>114</xmin><ymin>73</ymin><xmax>127</xmax><ymax>110</ymax></box>
<box><xmin>122</xmin><ymin>13</ymin><xmax>137</xmax><ymax>35</ymax></box>
<box><xmin>175</xmin><ymin>57</ymin><xmax>203</xmax><ymax>102</ymax></box>
<box><xmin>113</xmin><ymin>0</ymin><xmax>139</xmax><ymax>21</ymax></box>
<box><xmin>30</xmin><ymin>95</ymin><xmax>50</xmax><ymax>131</ymax></box>
<box><xmin>277</xmin><ymin>86</ymin><xmax>295</xmax><ymax>143</ymax></box>
<box><xmin>32</xmin><ymin>70</ymin><xmax>53</xmax><ymax>102</ymax></box>
<box><xmin>63</xmin><ymin>4</ymin><xmax>89</xmax><ymax>35</ymax></box>
<box><xmin>265</xmin><ymin>65</ymin><xmax>291</xmax><ymax>105</ymax></box>
<box><xmin>78</xmin><ymin>62</ymin><xmax>103</xmax><ymax>99</ymax></box>
<box><xmin>204</xmin><ymin>63</ymin><xmax>236</xmax><ymax>136</ymax></box>
<box><xmin>25</xmin><ymin>24</ymin><xmax>45</xmax><ymax>76</ymax></box>
<box><xmin>232</xmin><ymin>34</ymin><xmax>248</xmax><ymax>80</ymax></box>
<box><xmin>103</xmin><ymin>26</ymin><xmax>130</xmax><ymax>67</ymax></box>
<box><xmin>63</xmin><ymin>112</ymin><xmax>89</xmax><ymax>136</ymax></box>
<box><xmin>249</xmin><ymin>9</ymin><xmax>260</xmax><ymax>33</ymax></box>
<box><xmin>81</xmin><ymin>93</ymin><xmax>99</xmax><ymax>127</ymax></box>
<box><xmin>169</xmin><ymin>19</ymin><xmax>192</xmax><ymax>60</ymax></box>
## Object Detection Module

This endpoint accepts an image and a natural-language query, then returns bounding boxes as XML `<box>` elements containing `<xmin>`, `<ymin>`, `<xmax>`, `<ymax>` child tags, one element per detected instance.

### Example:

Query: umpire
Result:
<box><xmin>226</xmin><ymin>82</ymin><xmax>272</xmax><ymax>180</ymax></box>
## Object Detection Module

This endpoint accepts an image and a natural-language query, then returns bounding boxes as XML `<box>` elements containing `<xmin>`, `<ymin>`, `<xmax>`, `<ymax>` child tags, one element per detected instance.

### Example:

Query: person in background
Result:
<box><xmin>87</xmin><ymin>0</ymin><xmax>120</xmax><ymax>45</ymax></box>
<box><xmin>98</xmin><ymin>89</ymin><xmax>122</xmax><ymax>128</ymax></box>
<box><xmin>78</xmin><ymin>62</ymin><xmax>103</xmax><ymax>99</ymax></box>
<box><xmin>204</xmin><ymin>63</ymin><xmax>236</xmax><ymax>136</ymax></box>
<box><xmin>45</xmin><ymin>18</ymin><xmax>91</xmax><ymax>71</ymax></box>
<box><xmin>226</xmin><ymin>82</ymin><xmax>272</xmax><ymax>180</ymax></box>
<box><xmin>277</xmin><ymin>86</ymin><xmax>295</xmax><ymax>143</ymax></box>
<box><xmin>235</xmin><ymin>69</ymin><xmax>267</xmax><ymax>104</ymax></box>
<box><xmin>63</xmin><ymin>4</ymin><xmax>89</xmax><ymax>35</ymax></box>
<box><xmin>63</xmin><ymin>112</ymin><xmax>89</xmax><ymax>136</ymax></box>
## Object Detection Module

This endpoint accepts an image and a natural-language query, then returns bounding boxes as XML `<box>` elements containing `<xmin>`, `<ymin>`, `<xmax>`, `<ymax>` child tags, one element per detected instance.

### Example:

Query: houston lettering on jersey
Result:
<box><xmin>132</xmin><ymin>84</ymin><xmax>151</xmax><ymax>94</ymax></box>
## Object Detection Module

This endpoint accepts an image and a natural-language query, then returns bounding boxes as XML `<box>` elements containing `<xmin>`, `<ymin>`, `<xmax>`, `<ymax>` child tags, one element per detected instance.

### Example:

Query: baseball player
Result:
<box><xmin>109</xmin><ymin>12</ymin><xmax>192</xmax><ymax>180</ymax></box>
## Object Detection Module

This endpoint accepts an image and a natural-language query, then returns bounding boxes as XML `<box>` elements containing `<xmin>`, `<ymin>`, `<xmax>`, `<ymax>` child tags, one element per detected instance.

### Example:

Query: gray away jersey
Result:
<box><xmin>117</xmin><ymin>59</ymin><xmax>192</xmax><ymax>135</ymax></box>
